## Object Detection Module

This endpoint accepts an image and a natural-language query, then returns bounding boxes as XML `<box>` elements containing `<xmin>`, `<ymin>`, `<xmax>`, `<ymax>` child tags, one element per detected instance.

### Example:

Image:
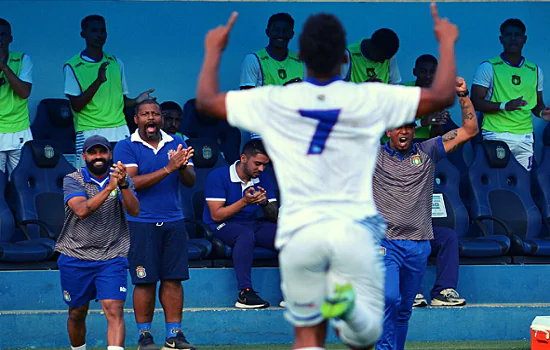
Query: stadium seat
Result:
<box><xmin>181</xmin><ymin>98</ymin><xmax>241</xmax><ymax>163</ymax></box>
<box><xmin>433</xmin><ymin>158</ymin><xmax>511</xmax><ymax>264</ymax></box>
<box><xmin>0</xmin><ymin>170</ymin><xmax>57</xmax><ymax>266</ymax></box>
<box><xmin>527</xmin><ymin>124</ymin><xmax>550</xmax><ymax>263</ymax></box>
<box><xmin>8</xmin><ymin>141</ymin><xmax>75</xmax><ymax>244</ymax></box>
<box><xmin>468</xmin><ymin>140</ymin><xmax>546</xmax><ymax>260</ymax></box>
<box><xmin>179</xmin><ymin>138</ymin><xmax>229</xmax><ymax>267</ymax></box>
<box><xmin>31</xmin><ymin>99</ymin><xmax>76</xmax><ymax>165</ymax></box>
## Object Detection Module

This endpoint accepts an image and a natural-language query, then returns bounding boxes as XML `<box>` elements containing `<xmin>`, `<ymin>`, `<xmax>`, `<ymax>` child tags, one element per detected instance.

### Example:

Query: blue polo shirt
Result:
<box><xmin>203</xmin><ymin>161</ymin><xmax>277</xmax><ymax>229</ymax></box>
<box><xmin>113</xmin><ymin>129</ymin><xmax>193</xmax><ymax>223</ymax></box>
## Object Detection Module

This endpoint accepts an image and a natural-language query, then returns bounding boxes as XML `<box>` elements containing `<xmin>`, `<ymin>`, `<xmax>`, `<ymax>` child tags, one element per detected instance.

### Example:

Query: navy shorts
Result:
<box><xmin>128</xmin><ymin>220</ymin><xmax>189</xmax><ymax>285</ymax></box>
<box><xmin>57</xmin><ymin>254</ymin><xmax>129</xmax><ymax>309</ymax></box>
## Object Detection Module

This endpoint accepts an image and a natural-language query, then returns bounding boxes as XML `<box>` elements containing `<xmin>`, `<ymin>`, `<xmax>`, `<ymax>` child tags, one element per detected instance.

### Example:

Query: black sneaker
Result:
<box><xmin>430</xmin><ymin>288</ymin><xmax>466</xmax><ymax>306</ymax></box>
<box><xmin>162</xmin><ymin>331</ymin><xmax>196</xmax><ymax>350</ymax></box>
<box><xmin>138</xmin><ymin>331</ymin><xmax>160</xmax><ymax>350</ymax></box>
<box><xmin>235</xmin><ymin>288</ymin><xmax>270</xmax><ymax>309</ymax></box>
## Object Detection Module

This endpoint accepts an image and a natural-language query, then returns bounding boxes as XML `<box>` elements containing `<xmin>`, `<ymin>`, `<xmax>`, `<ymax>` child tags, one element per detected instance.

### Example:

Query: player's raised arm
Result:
<box><xmin>196</xmin><ymin>12</ymin><xmax>239</xmax><ymax>119</ymax></box>
<box><xmin>441</xmin><ymin>77</ymin><xmax>479</xmax><ymax>153</ymax></box>
<box><xmin>417</xmin><ymin>3</ymin><xmax>458</xmax><ymax>117</ymax></box>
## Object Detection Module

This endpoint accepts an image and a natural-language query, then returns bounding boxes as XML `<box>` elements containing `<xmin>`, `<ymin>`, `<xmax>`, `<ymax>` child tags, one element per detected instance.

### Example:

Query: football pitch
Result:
<box><xmin>10</xmin><ymin>341</ymin><xmax>531</xmax><ymax>350</ymax></box>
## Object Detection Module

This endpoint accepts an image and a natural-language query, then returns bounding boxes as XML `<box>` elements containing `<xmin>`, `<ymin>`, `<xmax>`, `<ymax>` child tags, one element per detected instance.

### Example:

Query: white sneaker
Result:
<box><xmin>430</xmin><ymin>288</ymin><xmax>466</xmax><ymax>306</ymax></box>
<box><xmin>413</xmin><ymin>293</ymin><xmax>428</xmax><ymax>307</ymax></box>
<box><xmin>279</xmin><ymin>300</ymin><xmax>285</xmax><ymax>308</ymax></box>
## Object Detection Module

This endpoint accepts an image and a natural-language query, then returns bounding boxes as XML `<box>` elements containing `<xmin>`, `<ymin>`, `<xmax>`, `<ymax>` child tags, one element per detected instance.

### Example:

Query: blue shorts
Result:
<box><xmin>128</xmin><ymin>220</ymin><xmax>189</xmax><ymax>285</ymax></box>
<box><xmin>58</xmin><ymin>254</ymin><xmax>129</xmax><ymax>309</ymax></box>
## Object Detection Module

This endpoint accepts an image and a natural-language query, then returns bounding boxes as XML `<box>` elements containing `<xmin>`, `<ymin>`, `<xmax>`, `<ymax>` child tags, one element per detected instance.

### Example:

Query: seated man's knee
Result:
<box><xmin>435</xmin><ymin>227</ymin><xmax>458</xmax><ymax>245</ymax></box>
<box><xmin>237</xmin><ymin>229</ymin><xmax>256</xmax><ymax>247</ymax></box>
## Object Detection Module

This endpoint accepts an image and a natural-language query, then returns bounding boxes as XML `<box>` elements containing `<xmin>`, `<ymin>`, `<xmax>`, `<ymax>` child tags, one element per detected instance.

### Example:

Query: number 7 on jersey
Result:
<box><xmin>299</xmin><ymin>109</ymin><xmax>341</xmax><ymax>155</ymax></box>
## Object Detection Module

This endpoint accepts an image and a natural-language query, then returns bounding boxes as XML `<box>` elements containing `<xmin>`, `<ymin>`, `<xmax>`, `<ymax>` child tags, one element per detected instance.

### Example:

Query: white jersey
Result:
<box><xmin>226</xmin><ymin>78</ymin><xmax>420</xmax><ymax>248</ymax></box>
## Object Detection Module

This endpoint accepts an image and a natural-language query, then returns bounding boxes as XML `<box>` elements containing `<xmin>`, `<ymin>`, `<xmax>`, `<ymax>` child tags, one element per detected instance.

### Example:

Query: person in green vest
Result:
<box><xmin>406</xmin><ymin>54</ymin><xmax>457</xmax><ymax>142</ymax></box>
<box><xmin>160</xmin><ymin>101</ymin><xmax>189</xmax><ymax>141</ymax></box>
<box><xmin>343</xmin><ymin>28</ymin><xmax>402</xmax><ymax>85</ymax></box>
<box><xmin>64</xmin><ymin>15</ymin><xmax>155</xmax><ymax>168</ymax></box>
<box><xmin>239</xmin><ymin>13</ymin><xmax>304</xmax><ymax>143</ymax></box>
<box><xmin>0</xmin><ymin>18</ymin><xmax>33</xmax><ymax>177</ymax></box>
<box><xmin>472</xmin><ymin>18</ymin><xmax>550</xmax><ymax>171</ymax></box>
<box><xmin>240</xmin><ymin>13</ymin><xmax>304</xmax><ymax>90</ymax></box>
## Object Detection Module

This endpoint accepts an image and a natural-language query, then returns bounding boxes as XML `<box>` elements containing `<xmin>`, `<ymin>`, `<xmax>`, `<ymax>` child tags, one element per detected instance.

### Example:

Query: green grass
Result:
<box><xmin>9</xmin><ymin>341</ymin><xmax>531</xmax><ymax>350</ymax></box>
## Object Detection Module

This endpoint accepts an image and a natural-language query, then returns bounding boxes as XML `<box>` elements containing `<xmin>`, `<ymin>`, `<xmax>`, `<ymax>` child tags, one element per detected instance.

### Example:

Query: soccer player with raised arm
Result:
<box><xmin>196</xmin><ymin>4</ymin><xmax>459</xmax><ymax>350</ymax></box>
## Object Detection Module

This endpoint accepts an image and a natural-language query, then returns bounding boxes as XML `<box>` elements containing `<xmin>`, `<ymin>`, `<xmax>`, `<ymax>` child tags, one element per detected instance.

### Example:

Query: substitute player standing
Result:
<box><xmin>196</xmin><ymin>4</ymin><xmax>459</xmax><ymax>350</ymax></box>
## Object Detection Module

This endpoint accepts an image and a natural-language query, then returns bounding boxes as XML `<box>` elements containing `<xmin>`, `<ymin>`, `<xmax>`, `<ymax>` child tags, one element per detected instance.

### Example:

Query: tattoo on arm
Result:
<box><xmin>442</xmin><ymin>129</ymin><xmax>458</xmax><ymax>142</ymax></box>
<box><xmin>262</xmin><ymin>202</ymin><xmax>279</xmax><ymax>222</ymax></box>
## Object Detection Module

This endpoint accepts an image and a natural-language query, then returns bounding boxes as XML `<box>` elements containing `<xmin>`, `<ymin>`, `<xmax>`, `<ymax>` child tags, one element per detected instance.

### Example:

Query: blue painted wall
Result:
<box><xmin>2</xmin><ymin>1</ymin><xmax>550</xmax><ymax>157</ymax></box>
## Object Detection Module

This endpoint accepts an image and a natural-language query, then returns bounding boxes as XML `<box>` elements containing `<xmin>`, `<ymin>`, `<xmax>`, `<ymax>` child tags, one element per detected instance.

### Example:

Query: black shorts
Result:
<box><xmin>128</xmin><ymin>220</ymin><xmax>189</xmax><ymax>285</ymax></box>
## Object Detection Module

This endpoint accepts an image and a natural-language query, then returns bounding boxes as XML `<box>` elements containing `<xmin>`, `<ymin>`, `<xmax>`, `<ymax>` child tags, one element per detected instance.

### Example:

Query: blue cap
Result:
<box><xmin>83</xmin><ymin>135</ymin><xmax>112</xmax><ymax>152</ymax></box>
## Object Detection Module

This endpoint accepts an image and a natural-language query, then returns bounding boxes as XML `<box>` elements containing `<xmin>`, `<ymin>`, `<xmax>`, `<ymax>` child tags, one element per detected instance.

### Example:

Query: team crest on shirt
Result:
<box><xmin>63</xmin><ymin>290</ymin><xmax>71</xmax><ymax>302</ymax></box>
<box><xmin>512</xmin><ymin>75</ymin><xmax>521</xmax><ymax>86</ymax></box>
<box><xmin>366</xmin><ymin>68</ymin><xmax>376</xmax><ymax>77</ymax></box>
<box><xmin>410</xmin><ymin>155</ymin><xmax>423</xmax><ymax>166</ymax></box>
<box><xmin>380</xmin><ymin>247</ymin><xmax>386</xmax><ymax>256</ymax></box>
<box><xmin>136</xmin><ymin>266</ymin><xmax>147</xmax><ymax>278</ymax></box>
<box><xmin>278</xmin><ymin>69</ymin><xmax>287</xmax><ymax>80</ymax></box>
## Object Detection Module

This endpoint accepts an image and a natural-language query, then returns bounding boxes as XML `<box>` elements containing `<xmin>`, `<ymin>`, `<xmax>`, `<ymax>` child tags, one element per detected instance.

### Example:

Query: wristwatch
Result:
<box><xmin>119</xmin><ymin>183</ymin><xmax>129</xmax><ymax>190</ymax></box>
<box><xmin>457</xmin><ymin>90</ymin><xmax>469</xmax><ymax>97</ymax></box>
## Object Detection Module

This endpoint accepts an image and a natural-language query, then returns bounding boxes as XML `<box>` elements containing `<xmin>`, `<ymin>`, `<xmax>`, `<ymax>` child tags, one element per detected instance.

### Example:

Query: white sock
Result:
<box><xmin>296</xmin><ymin>347</ymin><xmax>325</xmax><ymax>350</ymax></box>
<box><xmin>107</xmin><ymin>346</ymin><xmax>124</xmax><ymax>350</ymax></box>
<box><xmin>71</xmin><ymin>345</ymin><xmax>86</xmax><ymax>350</ymax></box>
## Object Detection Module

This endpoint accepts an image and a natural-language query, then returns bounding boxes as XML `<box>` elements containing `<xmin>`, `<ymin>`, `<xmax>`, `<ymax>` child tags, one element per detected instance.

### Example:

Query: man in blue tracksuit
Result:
<box><xmin>373</xmin><ymin>77</ymin><xmax>478</xmax><ymax>350</ymax></box>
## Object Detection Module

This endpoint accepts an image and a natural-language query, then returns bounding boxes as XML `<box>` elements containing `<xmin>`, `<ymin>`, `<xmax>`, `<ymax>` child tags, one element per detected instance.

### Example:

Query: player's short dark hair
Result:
<box><xmin>500</xmin><ymin>18</ymin><xmax>526</xmax><ymax>34</ymax></box>
<box><xmin>242</xmin><ymin>139</ymin><xmax>267</xmax><ymax>158</ymax></box>
<box><xmin>81</xmin><ymin>15</ymin><xmax>105</xmax><ymax>31</ymax></box>
<box><xmin>160</xmin><ymin>101</ymin><xmax>182</xmax><ymax>114</ymax></box>
<box><xmin>299</xmin><ymin>13</ymin><xmax>346</xmax><ymax>75</ymax></box>
<box><xmin>135</xmin><ymin>99</ymin><xmax>160</xmax><ymax>115</ymax></box>
<box><xmin>415</xmin><ymin>54</ymin><xmax>438</xmax><ymax>67</ymax></box>
<box><xmin>0</xmin><ymin>18</ymin><xmax>11</xmax><ymax>32</ymax></box>
<box><xmin>371</xmin><ymin>28</ymin><xmax>399</xmax><ymax>58</ymax></box>
<box><xmin>267</xmin><ymin>13</ymin><xmax>294</xmax><ymax>30</ymax></box>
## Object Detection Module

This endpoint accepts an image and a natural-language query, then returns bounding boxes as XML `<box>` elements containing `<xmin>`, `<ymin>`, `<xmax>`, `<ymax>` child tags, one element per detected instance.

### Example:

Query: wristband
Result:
<box><xmin>499</xmin><ymin>102</ymin><xmax>507</xmax><ymax>111</ymax></box>
<box><xmin>457</xmin><ymin>90</ymin><xmax>469</xmax><ymax>97</ymax></box>
<box><xmin>118</xmin><ymin>183</ymin><xmax>129</xmax><ymax>190</ymax></box>
<box><xmin>163</xmin><ymin>166</ymin><xmax>170</xmax><ymax>174</ymax></box>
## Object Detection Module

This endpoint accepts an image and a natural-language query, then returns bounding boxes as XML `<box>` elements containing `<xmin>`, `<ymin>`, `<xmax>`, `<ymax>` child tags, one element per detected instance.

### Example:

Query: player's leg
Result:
<box><xmin>429</xmin><ymin>227</ymin><xmax>465</xmax><ymax>306</ymax></box>
<box><xmin>376</xmin><ymin>239</ymin><xmax>403</xmax><ymax>350</ymax></box>
<box><xmin>279</xmin><ymin>221</ymin><xmax>332</xmax><ymax>349</ymax></box>
<box><xmin>128</xmin><ymin>222</ymin><xmax>163</xmax><ymax>349</ymax></box>
<box><xmin>159</xmin><ymin>220</ymin><xmax>195</xmax><ymax>350</ymax></box>
<box><xmin>324</xmin><ymin>217</ymin><xmax>385</xmax><ymax>349</ymax></box>
<box><xmin>512</xmin><ymin>133</ymin><xmax>534</xmax><ymax>171</ymax></box>
<box><xmin>96</xmin><ymin>257</ymin><xmax>129</xmax><ymax>348</ymax></box>
<box><xmin>215</xmin><ymin>221</ymin><xmax>269</xmax><ymax>308</ymax></box>
<box><xmin>58</xmin><ymin>254</ymin><xmax>97</xmax><ymax>349</ymax></box>
<box><xmin>395</xmin><ymin>240</ymin><xmax>431</xmax><ymax>350</ymax></box>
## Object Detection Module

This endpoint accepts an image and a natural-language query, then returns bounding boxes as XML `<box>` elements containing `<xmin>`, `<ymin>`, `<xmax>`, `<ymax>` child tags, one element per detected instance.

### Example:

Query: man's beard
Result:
<box><xmin>86</xmin><ymin>158</ymin><xmax>111</xmax><ymax>176</ymax></box>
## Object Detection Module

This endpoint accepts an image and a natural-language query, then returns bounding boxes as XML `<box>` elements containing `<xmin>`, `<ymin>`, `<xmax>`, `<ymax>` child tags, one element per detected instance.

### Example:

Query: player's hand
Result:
<box><xmin>0</xmin><ymin>47</ymin><xmax>7</xmax><ymax>70</ymax></box>
<box><xmin>166</xmin><ymin>144</ymin><xmax>186</xmax><ymax>172</ymax></box>
<box><xmin>252</xmin><ymin>186</ymin><xmax>268</xmax><ymax>206</ymax></box>
<box><xmin>97</xmin><ymin>62</ymin><xmax>109</xmax><ymax>83</ymax></box>
<box><xmin>180</xmin><ymin>146</ymin><xmax>194</xmax><ymax>167</ymax></box>
<box><xmin>106</xmin><ymin>163</ymin><xmax>123</xmax><ymax>191</ymax></box>
<box><xmin>243</xmin><ymin>187</ymin><xmax>259</xmax><ymax>205</ymax></box>
<box><xmin>113</xmin><ymin>161</ymin><xmax>128</xmax><ymax>186</ymax></box>
<box><xmin>423</xmin><ymin>110</ymin><xmax>450</xmax><ymax>126</ymax></box>
<box><xmin>540</xmin><ymin>106</ymin><xmax>550</xmax><ymax>121</ymax></box>
<box><xmin>455</xmin><ymin>77</ymin><xmax>467</xmax><ymax>93</ymax></box>
<box><xmin>431</xmin><ymin>3</ymin><xmax>459</xmax><ymax>44</ymax></box>
<box><xmin>365</xmin><ymin>75</ymin><xmax>383</xmax><ymax>83</ymax></box>
<box><xmin>205</xmin><ymin>12</ymin><xmax>238</xmax><ymax>53</ymax></box>
<box><xmin>136</xmin><ymin>88</ymin><xmax>156</xmax><ymax>103</ymax></box>
<box><xmin>505</xmin><ymin>96</ymin><xmax>528</xmax><ymax>111</ymax></box>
